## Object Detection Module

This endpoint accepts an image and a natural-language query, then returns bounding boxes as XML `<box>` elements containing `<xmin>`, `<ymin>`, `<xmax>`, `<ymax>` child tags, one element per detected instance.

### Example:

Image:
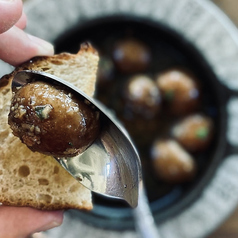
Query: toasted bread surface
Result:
<box><xmin>0</xmin><ymin>43</ymin><xmax>99</xmax><ymax>210</ymax></box>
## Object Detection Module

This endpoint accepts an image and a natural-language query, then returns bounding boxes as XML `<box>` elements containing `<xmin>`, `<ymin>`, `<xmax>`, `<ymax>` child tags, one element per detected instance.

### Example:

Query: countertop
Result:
<box><xmin>208</xmin><ymin>1</ymin><xmax>238</xmax><ymax>237</ymax></box>
<box><xmin>208</xmin><ymin>205</ymin><xmax>238</xmax><ymax>237</ymax></box>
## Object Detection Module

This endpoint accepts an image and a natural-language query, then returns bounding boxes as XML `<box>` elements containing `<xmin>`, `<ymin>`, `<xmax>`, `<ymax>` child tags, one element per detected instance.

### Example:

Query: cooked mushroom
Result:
<box><xmin>123</xmin><ymin>75</ymin><xmax>161</xmax><ymax>119</ymax></box>
<box><xmin>151</xmin><ymin>139</ymin><xmax>196</xmax><ymax>183</ymax></box>
<box><xmin>156</xmin><ymin>68</ymin><xmax>200</xmax><ymax>115</ymax></box>
<box><xmin>8</xmin><ymin>81</ymin><xmax>100</xmax><ymax>157</ymax></box>
<box><xmin>171</xmin><ymin>114</ymin><xmax>214</xmax><ymax>152</ymax></box>
<box><xmin>112</xmin><ymin>38</ymin><xmax>151</xmax><ymax>73</ymax></box>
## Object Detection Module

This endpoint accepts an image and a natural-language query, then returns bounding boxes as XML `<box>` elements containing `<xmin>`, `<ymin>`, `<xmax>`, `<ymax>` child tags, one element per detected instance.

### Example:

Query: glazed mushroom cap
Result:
<box><xmin>151</xmin><ymin>139</ymin><xmax>196</xmax><ymax>183</ymax></box>
<box><xmin>8</xmin><ymin>81</ymin><xmax>100</xmax><ymax>157</ymax></box>
<box><xmin>112</xmin><ymin>38</ymin><xmax>151</xmax><ymax>73</ymax></box>
<box><xmin>156</xmin><ymin>68</ymin><xmax>200</xmax><ymax>115</ymax></box>
<box><xmin>171</xmin><ymin>114</ymin><xmax>214</xmax><ymax>152</ymax></box>
<box><xmin>123</xmin><ymin>74</ymin><xmax>161</xmax><ymax>119</ymax></box>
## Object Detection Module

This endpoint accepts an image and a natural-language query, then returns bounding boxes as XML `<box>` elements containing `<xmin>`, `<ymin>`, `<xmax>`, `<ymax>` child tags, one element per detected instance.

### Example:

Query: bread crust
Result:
<box><xmin>0</xmin><ymin>43</ymin><xmax>99</xmax><ymax>210</ymax></box>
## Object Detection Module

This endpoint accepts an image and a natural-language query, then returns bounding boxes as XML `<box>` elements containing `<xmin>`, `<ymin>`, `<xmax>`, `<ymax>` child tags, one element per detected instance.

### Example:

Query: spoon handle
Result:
<box><xmin>133</xmin><ymin>185</ymin><xmax>161</xmax><ymax>238</ymax></box>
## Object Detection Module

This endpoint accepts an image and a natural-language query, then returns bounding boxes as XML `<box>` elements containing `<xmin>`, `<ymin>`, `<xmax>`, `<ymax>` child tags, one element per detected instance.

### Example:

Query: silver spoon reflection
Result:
<box><xmin>11</xmin><ymin>70</ymin><xmax>142</xmax><ymax>208</ymax></box>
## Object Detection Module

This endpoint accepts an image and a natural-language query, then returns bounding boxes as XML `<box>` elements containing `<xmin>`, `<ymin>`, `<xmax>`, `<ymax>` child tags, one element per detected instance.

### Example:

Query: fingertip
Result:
<box><xmin>16</xmin><ymin>11</ymin><xmax>27</xmax><ymax>29</ymax></box>
<box><xmin>0</xmin><ymin>0</ymin><xmax>23</xmax><ymax>33</ymax></box>
<box><xmin>27</xmin><ymin>34</ymin><xmax>55</xmax><ymax>56</ymax></box>
<box><xmin>0</xmin><ymin>206</ymin><xmax>64</xmax><ymax>237</ymax></box>
<box><xmin>38</xmin><ymin>210</ymin><xmax>64</xmax><ymax>232</ymax></box>
<box><xmin>0</xmin><ymin>27</ymin><xmax>54</xmax><ymax>66</ymax></box>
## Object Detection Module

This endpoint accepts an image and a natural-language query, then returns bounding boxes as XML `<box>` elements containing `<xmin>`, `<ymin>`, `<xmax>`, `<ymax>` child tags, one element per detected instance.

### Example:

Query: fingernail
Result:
<box><xmin>38</xmin><ymin>210</ymin><xmax>64</xmax><ymax>232</ymax></box>
<box><xmin>40</xmin><ymin>220</ymin><xmax>62</xmax><ymax>231</ymax></box>
<box><xmin>27</xmin><ymin>34</ymin><xmax>54</xmax><ymax>56</ymax></box>
<box><xmin>31</xmin><ymin>232</ymin><xmax>48</xmax><ymax>238</ymax></box>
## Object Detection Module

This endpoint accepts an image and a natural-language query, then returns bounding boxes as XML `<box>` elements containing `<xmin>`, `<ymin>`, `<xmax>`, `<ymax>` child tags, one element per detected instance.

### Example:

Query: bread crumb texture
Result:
<box><xmin>0</xmin><ymin>44</ymin><xmax>99</xmax><ymax>210</ymax></box>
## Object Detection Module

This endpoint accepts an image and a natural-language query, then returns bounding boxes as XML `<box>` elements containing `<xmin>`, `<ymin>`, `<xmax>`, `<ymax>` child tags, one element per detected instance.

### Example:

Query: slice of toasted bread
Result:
<box><xmin>0</xmin><ymin>43</ymin><xmax>99</xmax><ymax>210</ymax></box>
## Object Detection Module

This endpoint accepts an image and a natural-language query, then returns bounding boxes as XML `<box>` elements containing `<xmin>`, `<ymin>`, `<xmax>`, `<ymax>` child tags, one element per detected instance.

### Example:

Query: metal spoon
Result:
<box><xmin>12</xmin><ymin>70</ymin><xmax>142</xmax><ymax>208</ymax></box>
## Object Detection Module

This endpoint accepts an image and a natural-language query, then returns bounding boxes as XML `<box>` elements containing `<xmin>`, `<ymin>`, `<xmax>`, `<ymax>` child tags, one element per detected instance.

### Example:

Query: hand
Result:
<box><xmin>0</xmin><ymin>0</ymin><xmax>54</xmax><ymax>66</ymax></box>
<box><xmin>0</xmin><ymin>0</ymin><xmax>63</xmax><ymax>237</ymax></box>
<box><xmin>0</xmin><ymin>206</ymin><xmax>63</xmax><ymax>238</ymax></box>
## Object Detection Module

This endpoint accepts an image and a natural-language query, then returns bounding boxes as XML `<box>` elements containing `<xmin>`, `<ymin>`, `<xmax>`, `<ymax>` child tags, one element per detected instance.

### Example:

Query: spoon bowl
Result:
<box><xmin>11</xmin><ymin>70</ymin><xmax>142</xmax><ymax>208</ymax></box>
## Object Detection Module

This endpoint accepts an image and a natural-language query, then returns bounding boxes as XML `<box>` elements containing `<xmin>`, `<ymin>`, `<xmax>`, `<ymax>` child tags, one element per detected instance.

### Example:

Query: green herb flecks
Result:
<box><xmin>68</xmin><ymin>142</ymin><xmax>74</xmax><ymax>147</ymax></box>
<box><xmin>196</xmin><ymin>127</ymin><xmax>209</xmax><ymax>140</ymax></box>
<box><xmin>35</xmin><ymin>106</ymin><xmax>45</xmax><ymax>120</ymax></box>
<box><xmin>35</xmin><ymin>105</ymin><xmax>52</xmax><ymax>120</ymax></box>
